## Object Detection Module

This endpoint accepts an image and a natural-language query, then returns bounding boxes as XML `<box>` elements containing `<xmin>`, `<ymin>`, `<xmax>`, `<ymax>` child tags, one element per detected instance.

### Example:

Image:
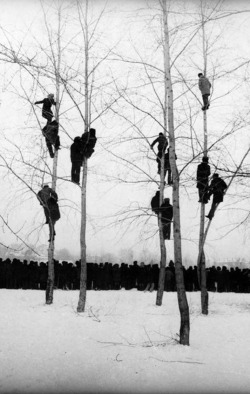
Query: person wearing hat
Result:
<box><xmin>206</xmin><ymin>173</ymin><xmax>227</xmax><ymax>220</ymax></box>
<box><xmin>198</xmin><ymin>73</ymin><xmax>211</xmax><ymax>111</ymax></box>
<box><xmin>197</xmin><ymin>156</ymin><xmax>211</xmax><ymax>203</ymax></box>
<box><xmin>35</xmin><ymin>93</ymin><xmax>56</xmax><ymax>123</ymax></box>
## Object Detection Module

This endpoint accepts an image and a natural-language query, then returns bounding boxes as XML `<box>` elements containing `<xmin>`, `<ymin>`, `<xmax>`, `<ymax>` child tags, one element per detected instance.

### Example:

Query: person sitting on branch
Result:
<box><xmin>206</xmin><ymin>173</ymin><xmax>227</xmax><ymax>220</ymax></box>
<box><xmin>35</xmin><ymin>93</ymin><xmax>56</xmax><ymax>124</ymax></box>
<box><xmin>198</xmin><ymin>73</ymin><xmax>211</xmax><ymax>111</ymax></box>
<box><xmin>197</xmin><ymin>156</ymin><xmax>210</xmax><ymax>204</ymax></box>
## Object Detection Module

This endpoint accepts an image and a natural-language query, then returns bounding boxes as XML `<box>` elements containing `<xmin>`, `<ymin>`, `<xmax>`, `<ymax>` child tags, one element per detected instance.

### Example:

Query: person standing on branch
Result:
<box><xmin>35</xmin><ymin>93</ymin><xmax>56</xmax><ymax>124</ymax></box>
<box><xmin>70</xmin><ymin>137</ymin><xmax>83</xmax><ymax>185</ymax></box>
<box><xmin>206</xmin><ymin>173</ymin><xmax>227</xmax><ymax>220</ymax></box>
<box><xmin>150</xmin><ymin>132</ymin><xmax>168</xmax><ymax>160</ymax></box>
<box><xmin>198</xmin><ymin>73</ymin><xmax>211</xmax><ymax>111</ymax></box>
<box><xmin>197</xmin><ymin>156</ymin><xmax>211</xmax><ymax>203</ymax></box>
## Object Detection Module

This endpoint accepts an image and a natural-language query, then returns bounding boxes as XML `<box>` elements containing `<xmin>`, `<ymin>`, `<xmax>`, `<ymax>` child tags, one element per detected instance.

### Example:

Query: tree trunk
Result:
<box><xmin>77</xmin><ymin>0</ymin><xmax>89</xmax><ymax>312</ymax></box>
<box><xmin>45</xmin><ymin>6</ymin><xmax>61</xmax><ymax>304</ymax></box>
<box><xmin>162</xmin><ymin>0</ymin><xmax>190</xmax><ymax>345</ymax></box>
<box><xmin>77</xmin><ymin>157</ymin><xmax>88</xmax><ymax>312</ymax></box>
<box><xmin>197</xmin><ymin>8</ymin><xmax>209</xmax><ymax>314</ymax></box>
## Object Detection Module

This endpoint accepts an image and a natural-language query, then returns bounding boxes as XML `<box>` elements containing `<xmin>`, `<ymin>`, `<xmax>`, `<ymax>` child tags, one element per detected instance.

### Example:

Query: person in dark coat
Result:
<box><xmin>42</xmin><ymin>120</ymin><xmax>60</xmax><ymax>158</ymax></box>
<box><xmin>197</xmin><ymin>156</ymin><xmax>211</xmax><ymax>204</ymax></box>
<box><xmin>198</xmin><ymin>73</ymin><xmax>211</xmax><ymax>111</ymax></box>
<box><xmin>150</xmin><ymin>133</ymin><xmax>168</xmax><ymax>158</ymax></box>
<box><xmin>70</xmin><ymin>137</ymin><xmax>83</xmax><ymax>184</ymax></box>
<box><xmin>81</xmin><ymin>128</ymin><xmax>97</xmax><ymax>159</ymax></box>
<box><xmin>157</xmin><ymin>147</ymin><xmax>177</xmax><ymax>185</ymax></box>
<box><xmin>37</xmin><ymin>184</ymin><xmax>60</xmax><ymax>242</ymax></box>
<box><xmin>206</xmin><ymin>173</ymin><xmax>227</xmax><ymax>220</ymax></box>
<box><xmin>151</xmin><ymin>191</ymin><xmax>161</xmax><ymax>215</ymax></box>
<box><xmin>35</xmin><ymin>93</ymin><xmax>56</xmax><ymax>123</ymax></box>
<box><xmin>85</xmin><ymin>128</ymin><xmax>97</xmax><ymax>158</ymax></box>
<box><xmin>159</xmin><ymin>198</ymin><xmax>173</xmax><ymax>240</ymax></box>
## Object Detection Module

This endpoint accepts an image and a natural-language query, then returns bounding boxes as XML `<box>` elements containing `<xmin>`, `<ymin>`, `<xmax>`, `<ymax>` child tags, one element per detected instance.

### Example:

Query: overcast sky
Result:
<box><xmin>0</xmin><ymin>0</ymin><xmax>250</xmax><ymax>266</ymax></box>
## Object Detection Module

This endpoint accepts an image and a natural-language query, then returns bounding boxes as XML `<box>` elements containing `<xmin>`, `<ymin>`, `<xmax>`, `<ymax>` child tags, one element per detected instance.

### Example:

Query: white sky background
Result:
<box><xmin>0</xmin><ymin>0</ymin><xmax>250</xmax><ymax>265</ymax></box>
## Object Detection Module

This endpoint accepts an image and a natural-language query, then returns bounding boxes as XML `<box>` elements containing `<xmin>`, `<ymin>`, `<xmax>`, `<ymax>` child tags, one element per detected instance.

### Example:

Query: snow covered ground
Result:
<box><xmin>0</xmin><ymin>290</ymin><xmax>250</xmax><ymax>394</ymax></box>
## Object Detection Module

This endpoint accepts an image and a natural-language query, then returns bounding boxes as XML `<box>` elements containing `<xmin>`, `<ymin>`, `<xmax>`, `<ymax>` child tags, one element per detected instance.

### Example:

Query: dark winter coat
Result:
<box><xmin>159</xmin><ymin>200</ymin><xmax>173</xmax><ymax>223</ymax></box>
<box><xmin>197</xmin><ymin>162</ymin><xmax>210</xmax><ymax>189</ymax></box>
<box><xmin>43</xmin><ymin>120</ymin><xmax>59</xmax><ymax>145</ymax></box>
<box><xmin>151</xmin><ymin>134</ymin><xmax>168</xmax><ymax>152</ymax></box>
<box><xmin>198</xmin><ymin>76</ymin><xmax>211</xmax><ymax>95</ymax></box>
<box><xmin>70</xmin><ymin>137</ymin><xmax>83</xmax><ymax>162</ymax></box>
<box><xmin>151</xmin><ymin>191</ymin><xmax>161</xmax><ymax>214</ymax></box>
<box><xmin>37</xmin><ymin>186</ymin><xmax>58</xmax><ymax>206</ymax></box>
<box><xmin>209</xmin><ymin>177</ymin><xmax>227</xmax><ymax>203</ymax></box>
<box><xmin>35</xmin><ymin>97</ymin><xmax>56</xmax><ymax>117</ymax></box>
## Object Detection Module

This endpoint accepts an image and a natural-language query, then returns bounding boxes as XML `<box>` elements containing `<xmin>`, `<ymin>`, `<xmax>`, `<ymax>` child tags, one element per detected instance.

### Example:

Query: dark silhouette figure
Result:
<box><xmin>70</xmin><ymin>137</ymin><xmax>83</xmax><ymax>184</ymax></box>
<box><xmin>35</xmin><ymin>93</ymin><xmax>56</xmax><ymax>123</ymax></box>
<box><xmin>197</xmin><ymin>156</ymin><xmax>211</xmax><ymax>204</ymax></box>
<box><xmin>42</xmin><ymin>120</ymin><xmax>60</xmax><ymax>158</ymax></box>
<box><xmin>151</xmin><ymin>191</ymin><xmax>161</xmax><ymax>215</ymax></box>
<box><xmin>198</xmin><ymin>73</ymin><xmax>211</xmax><ymax>111</ymax></box>
<box><xmin>206</xmin><ymin>173</ymin><xmax>227</xmax><ymax>220</ymax></box>
<box><xmin>150</xmin><ymin>133</ymin><xmax>168</xmax><ymax>160</ymax></box>
<box><xmin>157</xmin><ymin>147</ymin><xmax>177</xmax><ymax>184</ymax></box>
<box><xmin>37</xmin><ymin>184</ymin><xmax>60</xmax><ymax>242</ymax></box>
<box><xmin>85</xmin><ymin>128</ymin><xmax>97</xmax><ymax>158</ymax></box>
<box><xmin>159</xmin><ymin>198</ymin><xmax>173</xmax><ymax>240</ymax></box>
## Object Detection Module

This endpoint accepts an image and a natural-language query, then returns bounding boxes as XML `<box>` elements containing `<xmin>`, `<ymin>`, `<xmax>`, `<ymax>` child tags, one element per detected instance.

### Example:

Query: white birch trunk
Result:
<box><xmin>161</xmin><ymin>0</ymin><xmax>190</xmax><ymax>345</ymax></box>
<box><xmin>197</xmin><ymin>9</ymin><xmax>209</xmax><ymax>314</ymax></box>
<box><xmin>46</xmin><ymin>6</ymin><xmax>61</xmax><ymax>304</ymax></box>
<box><xmin>77</xmin><ymin>0</ymin><xmax>89</xmax><ymax>312</ymax></box>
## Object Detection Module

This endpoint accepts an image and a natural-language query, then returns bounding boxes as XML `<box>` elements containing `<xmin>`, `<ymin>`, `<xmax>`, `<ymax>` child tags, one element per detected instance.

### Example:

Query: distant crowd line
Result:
<box><xmin>1</xmin><ymin>258</ymin><xmax>250</xmax><ymax>293</ymax></box>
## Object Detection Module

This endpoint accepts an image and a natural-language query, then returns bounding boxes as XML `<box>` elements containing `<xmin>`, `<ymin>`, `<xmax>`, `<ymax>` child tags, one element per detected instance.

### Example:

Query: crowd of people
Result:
<box><xmin>0</xmin><ymin>258</ymin><xmax>250</xmax><ymax>293</ymax></box>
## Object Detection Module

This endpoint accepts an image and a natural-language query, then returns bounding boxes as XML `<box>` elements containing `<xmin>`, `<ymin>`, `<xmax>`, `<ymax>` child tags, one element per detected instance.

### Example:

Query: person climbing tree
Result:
<box><xmin>151</xmin><ymin>190</ymin><xmax>161</xmax><ymax>215</ymax></box>
<box><xmin>159</xmin><ymin>198</ymin><xmax>173</xmax><ymax>240</ymax></box>
<box><xmin>150</xmin><ymin>132</ymin><xmax>168</xmax><ymax>160</ymax></box>
<box><xmin>197</xmin><ymin>156</ymin><xmax>211</xmax><ymax>203</ymax></box>
<box><xmin>81</xmin><ymin>128</ymin><xmax>97</xmax><ymax>159</ymax></box>
<box><xmin>70</xmin><ymin>137</ymin><xmax>83</xmax><ymax>185</ymax></box>
<box><xmin>37</xmin><ymin>184</ymin><xmax>60</xmax><ymax>242</ymax></box>
<box><xmin>42</xmin><ymin>120</ymin><xmax>60</xmax><ymax>159</ymax></box>
<box><xmin>157</xmin><ymin>147</ymin><xmax>176</xmax><ymax>185</ymax></box>
<box><xmin>206</xmin><ymin>173</ymin><xmax>227</xmax><ymax>220</ymax></box>
<box><xmin>35</xmin><ymin>93</ymin><xmax>56</xmax><ymax>124</ymax></box>
<box><xmin>198</xmin><ymin>73</ymin><xmax>211</xmax><ymax>111</ymax></box>
<box><xmin>85</xmin><ymin>128</ymin><xmax>97</xmax><ymax>158</ymax></box>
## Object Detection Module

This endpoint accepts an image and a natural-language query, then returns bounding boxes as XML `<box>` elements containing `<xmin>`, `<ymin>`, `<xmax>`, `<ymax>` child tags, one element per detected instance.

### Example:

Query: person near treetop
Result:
<box><xmin>196</xmin><ymin>156</ymin><xmax>211</xmax><ymax>204</ymax></box>
<box><xmin>206</xmin><ymin>173</ymin><xmax>227</xmax><ymax>220</ymax></box>
<box><xmin>150</xmin><ymin>132</ymin><xmax>168</xmax><ymax>159</ymax></box>
<box><xmin>37</xmin><ymin>184</ymin><xmax>60</xmax><ymax>242</ymax></box>
<box><xmin>35</xmin><ymin>93</ymin><xmax>56</xmax><ymax>123</ymax></box>
<box><xmin>159</xmin><ymin>198</ymin><xmax>173</xmax><ymax>240</ymax></box>
<box><xmin>198</xmin><ymin>73</ymin><xmax>211</xmax><ymax>111</ymax></box>
<box><xmin>70</xmin><ymin>137</ymin><xmax>83</xmax><ymax>185</ymax></box>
